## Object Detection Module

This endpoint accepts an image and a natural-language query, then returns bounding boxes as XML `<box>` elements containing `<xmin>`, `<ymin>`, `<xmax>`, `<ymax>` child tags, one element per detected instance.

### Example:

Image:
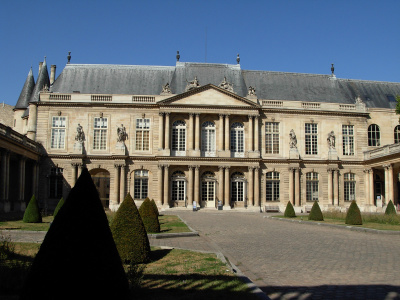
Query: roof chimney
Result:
<box><xmin>38</xmin><ymin>62</ymin><xmax>43</xmax><ymax>75</ymax></box>
<box><xmin>50</xmin><ymin>65</ymin><xmax>56</xmax><ymax>85</ymax></box>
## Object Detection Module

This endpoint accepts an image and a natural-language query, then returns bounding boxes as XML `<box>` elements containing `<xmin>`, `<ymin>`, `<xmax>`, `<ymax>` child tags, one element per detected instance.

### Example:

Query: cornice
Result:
<box><xmin>261</xmin><ymin>108</ymin><xmax>369</xmax><ymax>118</ymax></box>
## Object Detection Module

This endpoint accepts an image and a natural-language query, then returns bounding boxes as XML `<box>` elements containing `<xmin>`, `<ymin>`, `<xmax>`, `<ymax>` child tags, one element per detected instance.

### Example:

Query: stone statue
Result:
<box><xmin>248</xmin><ymin>86</ymin><xmax>256</xmax><ymax>97</ymax></box>
<box><xmin>75</xmin><ymin>123</ymin><xmax>84</xmax><ymax>142</ymax></box>
<box><xmin>355</xmin><ymin>95</ymin><xmax>363</xmax><ymax>104</ymax></box>
<box><xmin>327</xmin><ymin>131</ymin><xmax>336</xmax><ymax>149</ymax></box>
<box><xmin>218</xmin><ymin>77</ymin><xmax>234</xmax><ymax>92</ymax></box>
<box><xmin>289</xmin><ymin>129</ymin><xmax>297</xmax><ymax>149</ymax></box>
<box><xmin>185</xmin><ymin>76</ymin><xmax>200</xmax><ymax>92</ymax></box>
<box><xmin>117</xmin><ymin>124</ymin><xmax>127</xmax><ymax>143</ymax></box>
<box><xmin>161</xmin><ymin>82</ymin><xmax>171</xmax><ymax>94</ymax></box>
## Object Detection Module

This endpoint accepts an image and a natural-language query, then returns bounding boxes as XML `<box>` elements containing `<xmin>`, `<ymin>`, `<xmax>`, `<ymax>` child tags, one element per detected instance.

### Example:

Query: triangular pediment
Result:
<box><xmin>159</xmin><ymin>84</ymin><xmax>259</xmax><ymax>107</ymax></box>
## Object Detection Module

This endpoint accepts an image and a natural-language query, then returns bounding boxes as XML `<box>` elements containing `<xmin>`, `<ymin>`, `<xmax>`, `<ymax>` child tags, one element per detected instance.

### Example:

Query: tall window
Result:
<box><xmin>266</xmin><ymin>172</ymin><xmax>280</xmax><ymax>201</ymax></box>
<box><xmin>342</xmin><ymin>125</ymin><xmax>354</xmax><ymax>156</ymax></box>
<box><xmin>394</xmin><ymin>125</ymin><xmax>400</xmax><ymax>144</ymax></box>
<box><xmin>201</xmin><ymin>121</ymin><xmax>216</xmax><ymax>157</ymax></box>
<box><xmin>171</xmin><ymin>171</ymin><xmax>186</xmax><ymax>201</ymax></box>
<box><xmin>135</xmin><ymin>118</ymin><xmax>150</xmax><ymax>151</ymax></box>
<box><xmin>305</xmin><ymin>123</ymin><xmax>318</xmax><ymax>155</ymax></box>
<box><xmin>344</xmin><ymin>173</ymin><xmax>356</xmax><ymax>202</ymax></box>
<box><xmin>49</xmin><ymin>167</ymin><xmax>63</xmax><ymax>198</ymax></box>
<box><xmin>368</xmin><ymin>124</ymin><xmax>380</xmax><ymax>146</ymax></box>
<box><xmin>231</xmin><ymin>172</ymin><xmax>245</xmax><ymax>202</ymax></box>
<box><xmin>231</xmin><ymin>122</ymin><xmax>244</xmax><ymax>157</ymax></box>
<box><xmin>201</xmin><ymin>171</ymin><xmax>216</xmax><ymax>202</ymax></box>
<box><xmin>265</xmin><ymin>122</ymin><xmax>279</xmax><ymax>154</ymax></box>
<box><xmin>306</xmin><ymin>172</ymin><xmax>319</xmax><ymax>201</ymax></box>
<box><xmin>93</xmin><ymin>117</ymin><xmax>108</xmax><ymax>150</ymax></box>
<box><xmin>172</xmin><ymin>120</ymin><xmax>186</xmax><ymax>156</ymax></box>
<box><xmin>134</xmin><ymin>170</ymin><xmax>148</xmax><ymax>199</ymax></box>
<box><xmin>51</xmin><ymin>116</ymin><xmax>66</xmax><ymax>149</ymax></box>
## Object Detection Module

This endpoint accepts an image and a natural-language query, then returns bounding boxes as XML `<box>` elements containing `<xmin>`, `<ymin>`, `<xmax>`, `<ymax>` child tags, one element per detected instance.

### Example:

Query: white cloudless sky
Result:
<box><xmin>1</xmin><ymin>0</ymin><xmax>399</xmax><ymax>106</ymax></box>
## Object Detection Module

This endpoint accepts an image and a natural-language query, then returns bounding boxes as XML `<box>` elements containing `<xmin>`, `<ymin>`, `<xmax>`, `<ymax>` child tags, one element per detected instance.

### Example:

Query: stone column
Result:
<box><xmin>288</xmin><ymin>167</ymin><xmax>294</xmax><ymax>205</ymax></box>
<box><xmin>189</xmin><ymin>113</ymin><xmax>194</xmax><ymax>151</ymax></box>
<box><xmin>157</xmin><ymin>165</ymin><xmax>163</xmax><ymax>206</ymax></box>
<box><xmin>158</xmin><ymin>112</ymin><xmax>164</xmax><ymax>149</ymax></box>
<box><xmin>218</xmin><ymin>166</ymin><xmax>224</xmax><ymax>204</ymax></box>
<box><xmin>194</xmin><ymin>166</ymin><xmax>200</xmax><ymax>207</ymax></box>
<box><xmin>120</xmin><ymin>165</ymin><xmax>126</xmax><ymax>203</ymax></box>
<box><xmin>334</xmin><ymin>169</ymin><xmax>339</xmax><ymax>206</ymax></box>
<box><xmin>254</xmin><ymin>116</ymin><xmax>259</xmax><ymax>152</ymax></box>
<box><xmin>77</xmin><ymin>163</ymin><xmax>83</xmax><ymax>179</ymax></box>
<box><xmin>219</xmin><ymin>114</ymin><xmax>224</xmax><ymax>151</ymax></box>
<box><xmin>163</xmin><ymin>165</ymin><xmax>169</xmax><ymax>207</ymax></box>
<box><xmin>369</xmin><ymin>169</ymin><xmax>374</xmax><ymax>206</ymax></box>
<box><xmin>384</xmin><ymin>165</ymin><xmax>389</xmax><ymax>205</ymax></box>
<box><xmin>327</xmin><ymin>168</ymin><xmax>333</xmax><ymax>205</ymax></box>
<box><xmin>294</xmin><ymin>168</ymin><xmax>300</xmax><ymax>206</ymax></box>
<box><xmin>254</xmin><ymin>166</ymin><xmax>260</xmax><ymax>207</ymax></box>
<box><xmin>195</xmin><ymin>114</ymin><xmax>200</xmax><ymax>151</ymax></box>
<box><xmin>27</xmin><ymin>103</ymin><xmax>37</xmax><ymax>140</ymax></box>
<box><xmin>188</xmin><ymin>166</ymin><xmax>194</xmax><ymax>206</ymax></box>
<box><xmin>248</xmin><ymin>115</ymin><xmax>253</xmax><ymax>152</ymax></box>
<box><xmin>113</xmin><ymin>165</ymin><xmax>120</xmax><ymax>206</ymax></box>
<box><xmin>165</xmin><ymin>113</ymin><xmax>170</xmax><ymax>150</ymax></box>
<box><xmin>248</xmin><ymin>167</ymin><xmax>254</xmax><ymax>207</ymax></box>
<box><xmin>364</xmin><ymin>169</ymin><xmax>370</xmax><ymax>206</ymax></box>
<box><xmin>388</xmin><ymin>164</ymin><xmax>394</xmax><ymax>204</ymax></box>
<box><xmin>18</xmin><ymin>157</ymin><xmax>26</xmax><ymax>203</ymax></box>
<box><xmin>32</xmin><ymin>162</ymin><xmax>38</xmax><ymax>198</ymax></box>
<box><xmin>224</xmin><ymin>115</ymin><xmax>230</xmax><ymax>151</ymax></box>
<box><xmin>224</xmin><ymin>167</ymin><xmax>230</xmax><ymax>208</ymax></box>
<box><xmin>71</xmin><ymin>163</ymin><xmax>77</xmax><ymax>187</ymax></box>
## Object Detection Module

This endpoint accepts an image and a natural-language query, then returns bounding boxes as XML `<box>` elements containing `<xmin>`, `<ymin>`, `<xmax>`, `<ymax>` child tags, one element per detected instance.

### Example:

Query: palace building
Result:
<box><xmin>4</xmin><ymin>53</ymin><xmax>400</xmax><ymax>213</ymax></box>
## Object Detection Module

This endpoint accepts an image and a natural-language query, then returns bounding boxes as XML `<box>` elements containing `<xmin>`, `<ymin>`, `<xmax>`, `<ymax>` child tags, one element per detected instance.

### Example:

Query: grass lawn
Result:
<box><xmin>0</xmin><ymin>216</ymin><xmax>53</xmax><ymax>231</ymax></box>
<box><xmin>0</xmin><ymin>243</ymin><xmax>259</xmax><ymax>300</ymax></box>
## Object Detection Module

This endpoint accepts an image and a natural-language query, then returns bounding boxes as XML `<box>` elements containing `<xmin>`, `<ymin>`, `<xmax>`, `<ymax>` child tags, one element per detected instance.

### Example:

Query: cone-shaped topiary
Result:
<box><xmin>20</xmin><ymin>168</ymin><xmax>130</xmax><ymax>300</ymax></box>
<box><xmin>385</xmin><ymin>200</ymin><xmax>397</xmax><ymax>215</ymax></box>
<box><xmin>52</xmin><ymin>197</ymin><xmax>64</xmax><ymax>219</ymax></box>
<box><xmin>308</xmin><ymin>201</ymin><xmax>324</xmax><ymax>221</ymax></box>
<box><xmin>22</xmin><ymin>195</ymin><xmax>42</xmax><ymax>223</ymax></box>
<box><xmin>151</xmin><ymin>198</ymin><xmax>159</xmax><ymax>217</ymax></box>
<box><xmin>111</xmin><ymin>193</ymin><xmax>151</xmax><ymax>264</ymax></box>
<box><xmin>139</xmin><ymin>197</ymin><xmax>160</xmax><ymax>233</ymax></box>
<box><xmin>345</xmin><ymin>200</ymin><xmax>363</xmax><ymax>225</ymax></box>
<box><xmin>284</xmin><ymin>201</ymin><xmax>296</xmax><ymax>218</ymax></box>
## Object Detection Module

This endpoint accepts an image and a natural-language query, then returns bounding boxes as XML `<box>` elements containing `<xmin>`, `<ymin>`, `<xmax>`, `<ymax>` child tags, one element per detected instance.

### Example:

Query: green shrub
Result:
<box><xmin>284</xmin><ymin>201</ymin><xmax>296</xmax><ymax>218</ymax></box>
<box><xmin>53</xmin><ymin>197</ymin><xmax>65</xmax><ymax>219</ymax></box>
<box><xmin>20</xmin><ymin>168</ymin><xmax>130</xmax><ymax>299</ymax></box>
<box><xmin>139</xmin><ymin>198</ymin><xmax>160</xmax><ymax>233</ymax></box>
<box><xmin>111</xmin><ymin>193</ymin><xmax>151</xmax><ymax>264</ymax></box>
<box><xmin>22</xmin><ymin>195</ymin><xmax>42</xmax><ymax>223</ymax></box>
<box><xmin>151</xmin><ymin>198</ymin><xmax>159</xmax><ymax>217</ymax></box>
<box><xmin>345</xmin><ymin>200</ymin><xmax>363</xmax><ymax>225</ymax></box>
<box><xmin>385</xmin><ymin>200</ymin><xmax>397</xmax><ymax>215</ymax></box>
<box><xmin>308</xmin><ymin>201</ymin><xmax>324</xmax><ymax>221</ymax></box>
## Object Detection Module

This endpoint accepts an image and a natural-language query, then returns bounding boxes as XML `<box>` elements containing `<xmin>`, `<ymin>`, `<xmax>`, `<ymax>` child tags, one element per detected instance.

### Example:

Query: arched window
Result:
<box><xmin>306</xmin><ymin>172</ymin><xmax>319</xmax><ymax>201</ymax></box>
<box><xmin>201</xmin><ymin>171</ymin><xmax>216</xmax><ymax>202</ymax></box>
<box><xmin>201</xmin><ymin>121</ymin><xmax>216</xmax><ymax>157</ymax></box>
<box><xmin>344</xmin><ymin>173</ymin><xmax>356</xmax><ymax>202</ymax></box>
<box><xmin>134</xmin><ymin>170</ymin><xmax>148</xmax><ymax>200</ymax></box>
<box><xmin>231</xmin><ymin>122</ymin><xmax>244</xmax><ymax>157</ymax></box>
<box><xmin>171</xmin><ymin>171</ymin><xmax>186</xmax><ymax>202</ymax></box>
<box><xmin>394</xmin><ymin>125</ymin><xmax>400</xmax><ymax>144</ymax></box>
<box><xmin>172</xmin><ymin>120</ymin><xmax>186</xmax><ymax>156</ymax></box>
<box><xmin>231</xmin><ymin>172</ymin><xmax>245</xmax><ymax>202</ymax></box>
<box><xmin>368</xmin><ymin>124</ymin><xmax>380</xmax><ymax>146</ymax></box>
<box><xmin>266</xmin><ymin>172</ymin><xmax>280</xmax><ymax>202</ymax></box>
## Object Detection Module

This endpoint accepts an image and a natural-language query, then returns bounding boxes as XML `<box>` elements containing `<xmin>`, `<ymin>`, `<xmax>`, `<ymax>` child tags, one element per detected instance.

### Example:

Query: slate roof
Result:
<box><xmin>49</xmin><ymin>62</ymin><xmax>400</xmax><ymax>109</ymax></box>
<box><xmin>15</xmin><ymin>68</ymin><xmax>35</xmax><ymax>109</ymax></box>
<box><xmin>30</xmin><ymin>58</ymin><xmax>50</xmax><ymax>102</ymax></box>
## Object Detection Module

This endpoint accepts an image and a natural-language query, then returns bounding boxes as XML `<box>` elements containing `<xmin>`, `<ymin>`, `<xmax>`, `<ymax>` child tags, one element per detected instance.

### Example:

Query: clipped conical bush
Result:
<box><xmin>139</xmin><ymin>197</ymin><xmax>160</xmax><ymax>233</ymax></box>
<box><xmin>385</xmin><ymin>200</ymin><xmax>397</xmax><ymax>215</ymax></box>
<box><xmin>111</xmin><ymin>193</ymin><xmax>151</xmax><ymax>264</ymax></box>
<box><xmin>345</xmin><ymin>200</ymin><xmax>363</xmax><ymax>225</ymax></box>
<box><xmin>20</xmin><ymin>168</ymin><xmax>130</xmax><ymax>300</ymax></box>
<box><xmin>284</xmin><ymin>201</ymin><xmax>296</xmax><ymax>218</ymax></box>
<box><xmin>151</xmin><ymin>198</ymin><xmax>159</xmax><ymax>217</ymax></box>
<box><xmin>53</xmin><ymin>197</ymin><xmax>64</xmax><ymax>219</ymax></box>
<box><xmin>22</xmin><ymin>195</ymin><xmax>42</xmax><ymax>223</ymax></box>
<box><xmin>308</xmin><ymin>201</ymin><xmax>324</xmax><ymax>221</ymax></box>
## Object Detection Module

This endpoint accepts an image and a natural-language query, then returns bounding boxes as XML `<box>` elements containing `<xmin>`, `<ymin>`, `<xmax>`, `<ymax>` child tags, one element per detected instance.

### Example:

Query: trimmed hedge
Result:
<box><xmin>385</xmin><ymin>200</ymin><xmax>397</xmax><ymax>215</ymax></box>
<box><xmin>151</xmin><ymin>199</ymin><xmax>159</xmax><ymax>217</ymax></box>
<box><xmin>111</xmin><ymin>193</ymin><xmax>151</xmax><ymax>264</ymax></box>
<box><xmin>20</xmin><ymin>168</ymin><xmax>130</xmax><ymax>299</ymax></box>
<box><xmin>345</xmin><ymin>200</ymin><xmax>363</xmax><ymax>225</ymax></box>
<box><xmin>22</xmin><ymin>195</ymin><xmax>42</xmax><ymax>223</ymax></box>
<box><xmin>139</xmin><ymin>198</ymin><xmax>160</xmax><ymax>233</ymax></box>
<box><xmin>284</xmin><ymin>201</ymin><xmax>296</xmax><ymax>218</ymax></box>
<box><xmin>308</xmin><ymin>201</ymin><xmax>324</xmax><ymax>221</ymax></box>
<box><xmin>53</xmin><ymin>197</ymin><xmax>65</xmax><ymax>219</ymax></box>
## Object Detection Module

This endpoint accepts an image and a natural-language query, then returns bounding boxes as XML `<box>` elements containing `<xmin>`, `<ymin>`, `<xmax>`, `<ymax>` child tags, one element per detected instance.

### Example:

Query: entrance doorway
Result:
<box><xmin>90</xmin><ymin>169</ymin><xmax>110</xmax><ymax>209</ymax></box>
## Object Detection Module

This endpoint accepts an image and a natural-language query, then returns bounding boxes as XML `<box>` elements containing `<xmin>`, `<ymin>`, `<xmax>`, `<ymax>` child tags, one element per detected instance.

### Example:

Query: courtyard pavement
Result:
<box><xmin>152</xmin><ymin>210</ymin><xmax>400</xmax><ymax>300</ymax></box>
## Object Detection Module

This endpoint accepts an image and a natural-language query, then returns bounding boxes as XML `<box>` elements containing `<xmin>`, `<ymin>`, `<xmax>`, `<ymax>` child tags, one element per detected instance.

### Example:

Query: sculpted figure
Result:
<box><xmin>161</xmin><ymin>82</ymin><xmax>171</xmax><ymax>94</ymax></box>
<box><xmin>185</xmin><ymin>76</ymin><xmax>200</xmax><ymax>92</ymax></box>
<box><xmin>218</xmin><ymin>77</ymin><xmax>233</xmax><ymax>92</ymax></box>
<box><xmin>117</xmin><ymin>124</ymin><xmax>127</xmax><ymax>143</ymax></box>
<box><xmin>75</xmin><ymin>123</ymin><xmax>84</xmax><ymax>142</ymax></box>
<box><xmin>248</xmin><ymin>86</ymin><xmax>256</xmax><ymax>96</ymax></box>
<box><xmin>327</xmin><ymin>131</ymin><xmax>336</xmax><ymax>149</ymax></box>
<box><xmin>289</xmin><ymin>129</ymin><xmax>297</xmax><ymax>149</ymax></box>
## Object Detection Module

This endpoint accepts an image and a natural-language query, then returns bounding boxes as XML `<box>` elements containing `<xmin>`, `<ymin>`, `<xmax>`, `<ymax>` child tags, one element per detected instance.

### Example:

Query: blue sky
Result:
<box><xmin>1</xmin><ymin>0</ymin><xmax>399</xmax><ymax>106</ymax></box>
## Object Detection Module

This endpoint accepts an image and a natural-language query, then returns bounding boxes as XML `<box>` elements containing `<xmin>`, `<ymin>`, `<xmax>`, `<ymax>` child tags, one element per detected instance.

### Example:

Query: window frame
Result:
<box><xmin>265</xmin><ymin>122</ymin><xmax>280</xmax><ymax>154</ymax></box>
<box><xmin>49</xmin><ymin>167</ymin><xmax>63</xmax><ymax>199</ymax></box>
<box><xmin>93</xmin><ymin>117</ymin><xmax>108</xmax><ymax>150</ymax></box>
<box><xmin>171</xmin><ymin>171</ymin><xmax>186</xmax><ymax>202</ymax></box>
<box><xmin>133</xmin><ymin>169</ymin><xmax>149</xmax><ymax>200</ymax></box>
<box><xmin>394</xmin><ymin>125</ymin><xmax>400</xmax><ymax>144</ymax></box>
<box><xmin>342</xmin><ymin>124</ymin><xmax>354</xmax><ymax>156</ymax></box>
<box><xmin>171</xmin><ymin>120</ymin><xmax>186</xmax><ymax>156</ymax></box>
<box><xmin>368</xmin><ymin>124</ymin><xmax>380</xmax><ymax>147</ymax></box>
<box><xmin>50</xmin><ymin>116</ymin><xmax>67</xmax><ymax>149</ymax></box>
<box><xmin>305</xmin><ymin>123</ymin><xmax>318</xmax><ymax>155</ymax></box>
<box><xmin>230</xmin><ymin>122</ymin><xmax>245</xmax><ymax>157</ymax></box>
<box><xmin>266</xmin><ymin>171</ymin><xmax>280</xmax><ymax>202</ymax></box>
<box><xmin>201</xmin><ymin>121</ymin><xmax>216</xmax><ymax>157</ymax></box>
<box><xmin>135</xmin><ymin>118</ymin><xmax>151</xmax><ymax>151</ymax></box>
<box><xmin>306</xmin><ymin>172</ymin><xmax>319</xmax><ymax>201</ymax></box>
<box><xmin>344</xmin><ymin>173</ymin><xmax>356</xmax><ymax>202</ymax></box>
